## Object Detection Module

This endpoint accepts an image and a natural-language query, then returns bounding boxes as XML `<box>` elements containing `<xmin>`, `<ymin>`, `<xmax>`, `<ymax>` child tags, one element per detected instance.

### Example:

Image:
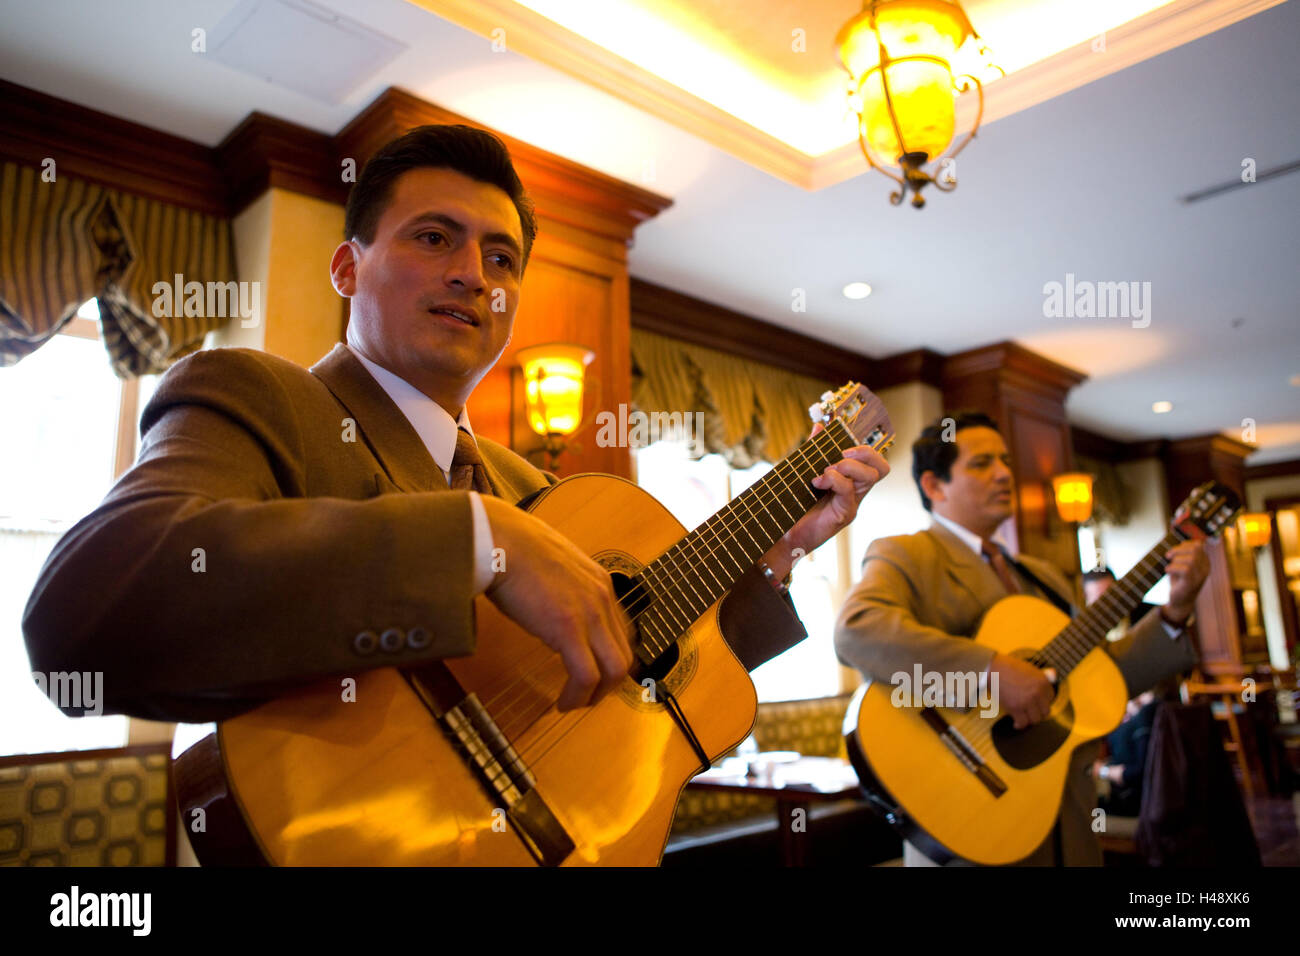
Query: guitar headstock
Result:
<box><xmin>808</xmin><ymin>383</ymin><xmax>894</xmax><ymax>452</ymax></box>
<box><xmin>1172</xmin><ymin>481</ymin><xmax>1242</xmax><ymax>540</ymax></box>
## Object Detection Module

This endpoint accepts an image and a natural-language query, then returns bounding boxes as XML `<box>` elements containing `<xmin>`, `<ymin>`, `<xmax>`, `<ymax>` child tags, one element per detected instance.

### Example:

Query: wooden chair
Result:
<box><xmin>1181</xmin><ymin>673</ymin><xmax>1268</xmax><ymax>822</ymax></box>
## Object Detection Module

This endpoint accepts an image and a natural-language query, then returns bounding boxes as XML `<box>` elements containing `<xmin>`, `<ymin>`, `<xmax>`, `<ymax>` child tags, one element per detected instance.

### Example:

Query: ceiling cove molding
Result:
<box><xmin>406</xmin><ymin>0</ymin><xmax>819</xmax><ymax>186</ymax></box>
<box><xmin>410</xmin><ymin>0</ymin><xmax>1284</xmax><ymax>192</ymax></box>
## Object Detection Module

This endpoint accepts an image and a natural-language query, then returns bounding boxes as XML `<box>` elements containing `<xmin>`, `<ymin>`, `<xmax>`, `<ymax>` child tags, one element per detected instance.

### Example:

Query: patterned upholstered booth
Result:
<box><xmin>0</xmin><ymin>743</ymin><xmax>175</xmax><ymax>866</ymax></box>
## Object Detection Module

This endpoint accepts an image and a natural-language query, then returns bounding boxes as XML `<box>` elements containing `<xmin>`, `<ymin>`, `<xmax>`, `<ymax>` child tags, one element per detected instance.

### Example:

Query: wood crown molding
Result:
<box><xmin>942</xmin><ymin>340</ymin><xmax>1088</xmax><ymax>400</ymax></box>
<box><xmin>0</xmin><ymin>78</ymin><xmax>228</xmax><ymax>216</ymax></box>
<box><xmin>0</xmin><ymin>80</ymin><xmax>670</xmax><ymax>245</ymax></box>
<box><xmin>872</xmin><ymin>349</ymin><xmax>946</xmax><ymax>391</ymax></box>
<box><xmin>217</xmin><ymin>112</ymin><xmax>346</xmax><ymax>215</ymax></box>
<box><xmin>335</xmin><ymin>88</ymin><xmax>672</xmax><ymax>246</ymax></box>
<box><xmin>630</xmin><ymin>278</ymin><xmax>873</xmax><ymax>384</ymax></box>
<box><xmin>1164</xmin><ymin>432</ymin><xmax>1258</xmax><ymax>461</ymax></box>
<box><xmin>1245</xmin><ymin>458</ymin><xmax>1300</xmax><ymax>482</ymax></box>
<box><xmin>1071</xmin><ymin>425</ymin><xmax>1166</xmax><ymax>463</ymax></box>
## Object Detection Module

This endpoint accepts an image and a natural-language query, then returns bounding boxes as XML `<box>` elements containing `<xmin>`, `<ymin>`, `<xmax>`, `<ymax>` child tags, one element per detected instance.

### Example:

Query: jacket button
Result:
<box><xmin>380</xmin><ymin>628</ymin><xmax>404</xmax><ymax>652</ymax></box>
<box><xmin>407</xmin><ymin>627</ymin><xmax>431</xmax><ymax>650</ymax></box>
<box><xmin>353</xmin><ymin>631</ymin><xmax>378</xmax><ymax>655</ymax></box>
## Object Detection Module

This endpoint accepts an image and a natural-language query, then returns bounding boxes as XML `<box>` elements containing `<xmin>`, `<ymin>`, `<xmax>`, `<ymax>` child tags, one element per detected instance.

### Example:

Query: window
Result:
<box><xmin>0</xmin><ymin>300</ymin><xmax>159</xmax><ymax>756</ymax></box>
<box><xmin>633</xmin><ymin>439</ymin><xmax>848</xmax><ymax>702</ymax></box>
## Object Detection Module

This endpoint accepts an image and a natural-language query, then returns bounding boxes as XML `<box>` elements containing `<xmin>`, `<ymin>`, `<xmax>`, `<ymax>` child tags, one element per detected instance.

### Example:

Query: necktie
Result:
<box><xmin>450</xmin><ymin>427</ymin><xmax>494</xmax><ymax>495</ymax></box>
<box><xmin>980</xmin><ymin>539</ymin><xmax>1021</xmax><ymax>595</ymax></box>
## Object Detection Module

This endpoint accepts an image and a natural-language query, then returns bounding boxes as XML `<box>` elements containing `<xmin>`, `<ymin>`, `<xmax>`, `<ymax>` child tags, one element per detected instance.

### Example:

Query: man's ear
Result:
<box><xmin>329</xmin><ymin>240</ymin><xmax>361</xmax><ymax>297</ymax></box>
<box><xmin>920</xmin><ymin>470</ymin><xmax>945</xmax><ymax>507</ymax></box>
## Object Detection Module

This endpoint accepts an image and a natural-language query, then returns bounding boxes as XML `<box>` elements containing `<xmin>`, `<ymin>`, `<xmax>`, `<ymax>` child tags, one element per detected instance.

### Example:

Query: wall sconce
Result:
<box><xmin>1052</xmin><ymin>472</ymin><xmax>1094</xmax><ymax>524</ymax></box>
<box><xmin>1237</xmin><ymin>512</ymin><xmax>1272</xmax><ymax>549</ymax></box>
<box><xmin>836</xmin><ymin>0</ymin><xmax>1000</xmax><ymax>208</ymax></box>
<box><xmin>515</xmin><ymin>343</ymin><xmax>595</xmax><ymax>471</ymax></box>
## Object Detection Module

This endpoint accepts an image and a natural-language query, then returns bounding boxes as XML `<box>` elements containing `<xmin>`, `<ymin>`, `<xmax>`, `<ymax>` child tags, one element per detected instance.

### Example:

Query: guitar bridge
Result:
<box><xmin>919</xmin><ymin>707</ymin><xmax>1008</xmax><ymax>797</ymax></box>
<box><xmin>404</xmin><ymin>664</ymin><xmax>576</xmax><ymax>866</ymax></box>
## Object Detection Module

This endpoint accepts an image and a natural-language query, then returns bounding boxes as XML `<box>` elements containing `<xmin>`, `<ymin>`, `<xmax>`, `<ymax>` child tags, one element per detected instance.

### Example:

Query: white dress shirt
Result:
<box><xmin>348</xmin><ymin>344</ymin><xmax>495</xmax><ymax>594</ymax></box>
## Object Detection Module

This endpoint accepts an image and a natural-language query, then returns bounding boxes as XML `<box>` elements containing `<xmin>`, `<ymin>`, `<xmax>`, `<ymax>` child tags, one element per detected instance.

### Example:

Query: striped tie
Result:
<box><xmin>450</xmin><ymin>427</ymin><xmax>493</xmax><ymax>494</ymax></box>
<box><xmin>981</xmin><ymin>539</ymin><xmax>1022</xmax><ymax>595</ymax></box>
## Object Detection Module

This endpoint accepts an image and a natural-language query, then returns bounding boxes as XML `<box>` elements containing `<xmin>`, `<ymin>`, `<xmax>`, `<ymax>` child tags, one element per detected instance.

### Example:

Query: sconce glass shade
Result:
<box><xmin>516</xmin><ymin>344</ymin><xmax>594</xmax><ymax>437</ymax></box>
<box><xmin>1052</xmin><ymin>472</ymin><xmax>1094</xmax><ymax>524</ymax></box>
<box><xmin>836</xmin><ymin>0</ymin><xmax>974</xmax><ymax>166</ymax></box>
<box><xmin>1237</xmin><ymin>512</ymin><xmax>1271</xmax><ymax>549</ymax></box>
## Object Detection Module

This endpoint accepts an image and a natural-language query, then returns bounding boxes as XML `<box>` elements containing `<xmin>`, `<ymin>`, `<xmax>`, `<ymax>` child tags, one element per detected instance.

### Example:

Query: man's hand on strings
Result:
<box><xmin>760</xmin><ymin>424</ymin><xmax>889</xmax><ymax>582</ymax></box>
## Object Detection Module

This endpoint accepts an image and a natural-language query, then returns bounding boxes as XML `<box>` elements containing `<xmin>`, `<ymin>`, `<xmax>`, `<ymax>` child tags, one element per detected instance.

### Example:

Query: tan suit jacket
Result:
<box><xmin>834</xmin><ymin>521</ymin><xmax>1197</xmax><ymax>865</ymax></box>
<box><xmin>25</xmin><ymin>343</ymin><xmax>803</xmax><ymax>723</ymax></box>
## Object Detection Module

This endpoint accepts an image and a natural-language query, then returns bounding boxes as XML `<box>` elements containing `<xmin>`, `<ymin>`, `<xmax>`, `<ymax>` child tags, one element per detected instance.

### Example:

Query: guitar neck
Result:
<box><xmin>633</xmin><ymin>419</ymin><xmax>858</xmax><ymax>664</ymax></box>
<box><xmin>1037</xmin><ymin>526</ymin><xmax>1189</xmax><ymax>677</ymax></box>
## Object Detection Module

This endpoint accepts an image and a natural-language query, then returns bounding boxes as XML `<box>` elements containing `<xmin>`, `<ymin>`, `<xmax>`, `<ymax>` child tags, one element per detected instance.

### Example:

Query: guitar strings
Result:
<box><xmin>486</xmin><ymin>426</ymin><xmax>894</xmax><ymax>764</ymax></box>
<box><xmin>478</xmin><ymin>427</ymin><xmax>857</xmax><ymax>741</ymax></box>
<box><xmin>509</xmin><ymin>429</ymin><xmax>901</xmax><ymax>767</ymax></box>
<box><xmin>477</xmin><ymin>424</ymin><xmax>860</xmax><ymax>724</ymax></box>
<box><xmin>930</xmin><ymin>537</ymin><xmax>1183</xmax><ymax>756</ymax></box>
<box><xmin>480</xmin><ymin>425</ymin><xmax>887</xmax><ymax>737</ymax></box>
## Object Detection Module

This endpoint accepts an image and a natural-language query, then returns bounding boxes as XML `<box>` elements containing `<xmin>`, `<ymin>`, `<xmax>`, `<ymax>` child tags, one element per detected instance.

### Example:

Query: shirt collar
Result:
<box><xmin>931</xmin><ymin>511</ymin><xmax>1016</xmax><ymax>559</ymax></box>
<box><xmin>347</xmin><ymin>344</ymin><xmax>471</xmax><ymax>476</ymax></box>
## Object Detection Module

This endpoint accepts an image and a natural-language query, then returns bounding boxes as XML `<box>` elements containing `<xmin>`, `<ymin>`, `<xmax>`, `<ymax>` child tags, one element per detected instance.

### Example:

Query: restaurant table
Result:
<box><xmin>685</xmin><ymin>754</ymin><xmax>862</xmax><ymax>866</ymax></box>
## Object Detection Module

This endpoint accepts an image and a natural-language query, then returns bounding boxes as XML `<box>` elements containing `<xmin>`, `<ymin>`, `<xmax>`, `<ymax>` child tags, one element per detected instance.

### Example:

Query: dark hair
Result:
<box><xmin>1082</xmin><ymin>567</ymin><xmax>1116</xmax><ymax>584</ymax></box>
<box><xmin>344</xmin><ymin>124</ymin><xmax>538</xmax><ymax>271</ymax></box>
<box><xmin>911</xmin><ymin>411</ymin><xmax>1001</xmax><ymax>512</ymax></box>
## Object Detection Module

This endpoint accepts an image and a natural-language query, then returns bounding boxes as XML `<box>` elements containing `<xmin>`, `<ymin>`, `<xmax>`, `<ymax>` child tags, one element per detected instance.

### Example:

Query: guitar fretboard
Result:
<box><xmin>1032</xmin><ymin>527</ymin><xmax>1189</xmax><ymax>676</ymax></box>
<box><xmin>632</xmin><ymin>419</ymin><xmax>858</xmax><ymax>663</ymax></box>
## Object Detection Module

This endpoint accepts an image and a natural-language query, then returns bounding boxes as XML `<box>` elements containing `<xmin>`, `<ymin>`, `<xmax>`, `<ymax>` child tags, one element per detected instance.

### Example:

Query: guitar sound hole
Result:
<box><xmin>609</xmin><ymin>570</ymin><xmax>680</xmax><ymax>685</ymax></box>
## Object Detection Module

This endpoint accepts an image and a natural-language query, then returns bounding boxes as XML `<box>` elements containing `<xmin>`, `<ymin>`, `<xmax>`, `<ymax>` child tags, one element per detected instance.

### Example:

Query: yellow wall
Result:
<box><xmin>210</xmin><ymin>188</ymin><xmax>345</xmax><ymax>367</ymax></box>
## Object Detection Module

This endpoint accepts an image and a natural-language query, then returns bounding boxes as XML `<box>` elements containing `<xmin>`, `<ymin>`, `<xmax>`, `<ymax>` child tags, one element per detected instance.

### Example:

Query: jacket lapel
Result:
<box><xmin>926</xmin><ymin>522</ymin><xmax>1006</xmax><ymax>611</ymax></box>
<box><xmin>309</xmin><ymin>343</ymin><xmax>449</xmax><ymax>493</ymax></box>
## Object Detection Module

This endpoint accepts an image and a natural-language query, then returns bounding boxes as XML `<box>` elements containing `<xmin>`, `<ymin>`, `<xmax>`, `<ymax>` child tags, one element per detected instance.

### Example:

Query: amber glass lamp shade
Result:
<box><xmin>1237</xmin><ymin>512</ymin><xmax>1271</xmax><ymax>549</ymax></box>
<box><xmin>836</xmin><ymin>0</ymin><xmax>973</xmax><ymax>166</ymax></box>
<box><xmin>516</xmin><ymin>344</ymin><xmax>594</xmax><ymax>437</ymax></box>
<box><xmin>1052</xmin><ymin>473</ymin><xmax>1094</xmax><ymax>524</ymax></box>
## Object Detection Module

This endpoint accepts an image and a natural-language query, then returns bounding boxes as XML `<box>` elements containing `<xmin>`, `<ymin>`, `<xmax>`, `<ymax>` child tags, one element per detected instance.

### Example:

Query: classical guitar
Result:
<box><xmin>174</xmin><ymin>383</ymin><xmax>892</xmax><ymax>865</ymax></box>
<box><xmin>842</xmin><ymin>481</ymin><xmax>1240</xmax><ymax>866</ymax></box>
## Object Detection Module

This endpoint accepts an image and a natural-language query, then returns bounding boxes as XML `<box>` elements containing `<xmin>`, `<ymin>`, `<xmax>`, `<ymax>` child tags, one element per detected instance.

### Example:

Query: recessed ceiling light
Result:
<box><xmin>1152</xmin><ymin>401</ymin><xmax>1173</xmax><ymax>414</ymax></box>
<box><xmin>843</xmin><ymin>282</ymin><xmax>872</xmax><ymax>299</ymax></box>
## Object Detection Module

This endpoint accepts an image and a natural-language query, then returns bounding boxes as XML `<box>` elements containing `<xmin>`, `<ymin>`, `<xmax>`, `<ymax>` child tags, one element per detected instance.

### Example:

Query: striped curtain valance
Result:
<box><xmin>630</xmin><ymin>327</ymin><xmax>835</xmax><ymax>467</ymax></box>
<box><xmin>0</xmin><ymin>161</ymin><xmax>235</xmax><ymax>377</ymax></box>
<box><xmin>1075</xmin><ymin>453</ymin><xmax>1133</xmax><ymax>526</ymax></box>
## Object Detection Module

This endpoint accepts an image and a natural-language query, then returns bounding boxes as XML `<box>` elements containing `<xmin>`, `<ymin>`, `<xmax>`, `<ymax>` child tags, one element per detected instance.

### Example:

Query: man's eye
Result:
<box><xmin>418</xmin><ymin>231</ymin><xmax>446</xmax><ymax>245</ymax></box>
<box><xmin>489</xmin><ymin>253</ymin><xmax>515</xmax><ymax>270</ymax></box>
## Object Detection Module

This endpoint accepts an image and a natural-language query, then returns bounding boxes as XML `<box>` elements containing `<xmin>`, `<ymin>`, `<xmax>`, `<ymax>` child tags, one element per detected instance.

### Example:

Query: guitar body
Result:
<box><xmin>845</xmin><ymin>595</ymin><xmax>1129</xmax><ymax>865</ymax></box>
<box><xmin>176</xmin><ymin>474</ymin><xmax>758</xmax><ymax>865</ymax></box>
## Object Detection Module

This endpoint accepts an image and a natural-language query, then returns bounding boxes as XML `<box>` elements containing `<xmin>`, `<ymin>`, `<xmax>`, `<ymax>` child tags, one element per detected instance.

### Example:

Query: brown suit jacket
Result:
<box><xmin>24</xmin><ymin>343</ymin><xmax>804</xmax><ymax>723</ymax></box>
<box><xmin>834</xmin><ymin>521</ymin><xmax>1197</xmax><ymax>865</ymax></box>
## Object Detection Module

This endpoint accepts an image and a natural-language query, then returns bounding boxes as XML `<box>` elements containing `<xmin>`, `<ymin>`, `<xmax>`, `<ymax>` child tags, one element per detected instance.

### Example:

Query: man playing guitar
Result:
<box><xmin>834</xmin><ymin>411</ymin><xmax>1209</xmax><ymax>866</ymax></box>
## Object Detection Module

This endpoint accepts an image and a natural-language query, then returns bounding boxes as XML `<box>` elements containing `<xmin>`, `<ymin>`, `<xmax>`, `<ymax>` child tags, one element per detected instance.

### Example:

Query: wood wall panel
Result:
<box><xmin>479</xmin><ymin>228</ymin><xmax>631</xmax><ymax>478</ymax></box>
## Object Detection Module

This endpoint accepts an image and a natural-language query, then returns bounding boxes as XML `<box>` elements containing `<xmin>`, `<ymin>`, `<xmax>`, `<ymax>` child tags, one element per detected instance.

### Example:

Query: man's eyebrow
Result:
<box><xmin>405</xmin><ymin>212</ymin><xmax>523</xmax><ymax>259</ymax></box>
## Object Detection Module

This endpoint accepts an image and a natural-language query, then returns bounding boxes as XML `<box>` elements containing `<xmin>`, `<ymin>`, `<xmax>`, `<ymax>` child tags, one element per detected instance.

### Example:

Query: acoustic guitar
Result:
<box><xmin>842</xmin><ymin>480</ymin><xmax>1240</xmax><ymax>865</ymax></box>
<box><xmin>174</xmin><ymin>383</ymin><xmax>892</xmax><ymax>865</ymax></box>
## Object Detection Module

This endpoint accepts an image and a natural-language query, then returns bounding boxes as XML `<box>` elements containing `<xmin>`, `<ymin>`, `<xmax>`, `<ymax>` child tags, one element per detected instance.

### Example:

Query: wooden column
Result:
<box><xmin>941</xmin><ymin>342</ymin><xmax>1088</xmax><ymax>581</ymax></box>
<box><xmin>335</xmin><ymin>89</ymin><xmax>671</xmax><ymax>479</ymax></box>
<box><xmin>1163</xmin><ymin>434</ymin><xmax>1259</xmax><ymax>675</ymax></box>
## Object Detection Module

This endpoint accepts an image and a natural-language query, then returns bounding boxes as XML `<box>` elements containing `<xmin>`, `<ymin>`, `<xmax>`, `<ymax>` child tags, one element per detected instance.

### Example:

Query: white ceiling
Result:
<box><xmin>1</xmin><ymin>0</ymin><xmax>1296</xmax><ymax>462</ymax></box>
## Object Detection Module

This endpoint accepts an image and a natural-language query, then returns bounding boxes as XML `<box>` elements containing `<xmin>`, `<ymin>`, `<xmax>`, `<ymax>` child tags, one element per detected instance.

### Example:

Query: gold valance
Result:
<box><xmin>630</xmin><ymin>327</ymin><xmax>834</xmax><ymax>467</ymax></box>
<box><xmin>0</xmin><ymin>160</ymin><xmax>235</xmax><ymax>376</ymax></box>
